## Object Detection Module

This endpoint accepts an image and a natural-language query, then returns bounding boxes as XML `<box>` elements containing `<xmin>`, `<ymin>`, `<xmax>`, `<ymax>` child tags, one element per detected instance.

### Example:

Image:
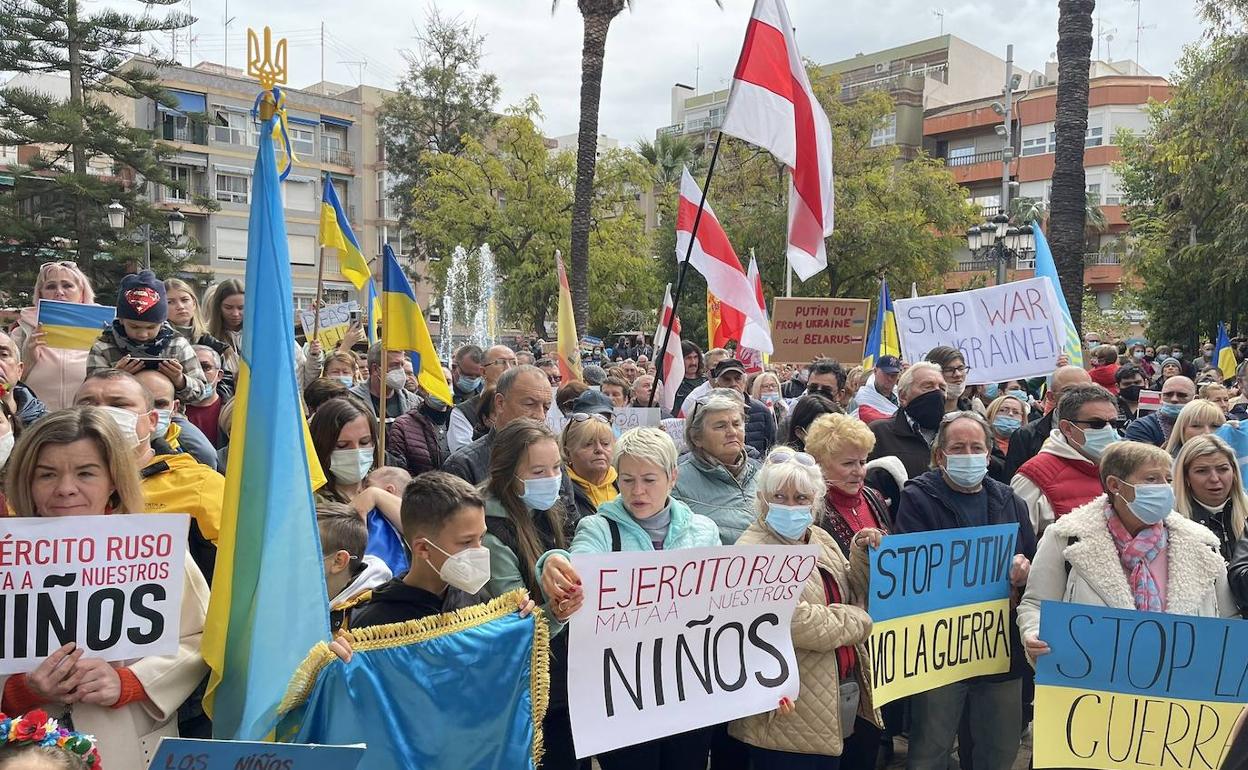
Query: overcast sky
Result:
<box><xmin>138</xmin><ymin>0</ymin><xmax>1205</xmax><ymax>144</ymax></box>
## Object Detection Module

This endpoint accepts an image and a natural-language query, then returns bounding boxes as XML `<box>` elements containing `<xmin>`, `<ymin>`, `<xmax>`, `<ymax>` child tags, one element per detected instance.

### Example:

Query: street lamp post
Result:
<box><xmin>966</xmin><ymin>218</ymin><xmax>1036</xmax><ymax>283</ymax></box>
<box><xmin>107</xmin><ymin>202</ymin><xmax>186</xmax><ymax>270</ymax></box>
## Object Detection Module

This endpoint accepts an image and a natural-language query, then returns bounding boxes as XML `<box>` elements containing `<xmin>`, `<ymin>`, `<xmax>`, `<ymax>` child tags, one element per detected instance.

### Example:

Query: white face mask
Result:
<box><xmin>154</xmin><ymin>409</ymin><xmax>172</xmax><ymax>438</ymax></box>
<box><xmin>385</xmin><ymin>369</ymin><xmax>408</xmax><ymax>391</ymax></box>
<box><xmin>99</xmin><ymin>406</ymin><xmax>143</xmax><ymax>447</ymax></box>
<box><xmin>330</xmin><ymin>447</ymin><xmax>374</xmax><ymax>485</ymax></box>
<box><xmin>425</xmin><ymin>539</ymin><xmax>491</xmax><ymax>594</ymax></box>
<box><xmin>946</xmin><ymin>381</ymin><xmax>966</xmax><ymax>399</ymax></box>
<box><xmin>0</xmin><ymin>432</ymin><xmax>13</xmax><ymax>468</ymax></box>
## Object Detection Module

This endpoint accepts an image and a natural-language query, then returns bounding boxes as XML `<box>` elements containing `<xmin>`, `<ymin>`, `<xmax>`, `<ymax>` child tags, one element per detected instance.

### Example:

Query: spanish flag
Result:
<box><xmin>36</xmin><ymin>300</ymin><xmax>114</xmax><ymax>350</ymax></box>
<box><xmin>382</xmin><ymin>245</ymin><xmax>453</xmax><ymax>405</ymax></box>
<box><xmin>320</xmin><ymin>173</ymin><xmax>369</xmax><ymax>290</ymax></box>
<box><xmin>555</xmin><ymin>250</ymin><xmax>582</xmax><ymax>383</ymax></box>
<box><xmin>707</xmin><ymin>289</ymin><xmax>744</xmax><ymax>350</ymax></box>
<box><xmin>203</xmin><ymin>103</ymin><xmax>331</xmax><ymax>740</ymax></box>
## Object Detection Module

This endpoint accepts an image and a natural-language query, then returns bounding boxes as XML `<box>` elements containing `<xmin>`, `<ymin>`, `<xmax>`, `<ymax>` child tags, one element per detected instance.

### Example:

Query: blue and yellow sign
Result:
<box><xmin>1034</xmin><ymin>601</ymin><xmax>1248</xmax><ymax>770</ymax></box>
<box><xmin>866</xmin><ymin>523</ymin><xmax>1017</xmax><ymax>705</ymax></box>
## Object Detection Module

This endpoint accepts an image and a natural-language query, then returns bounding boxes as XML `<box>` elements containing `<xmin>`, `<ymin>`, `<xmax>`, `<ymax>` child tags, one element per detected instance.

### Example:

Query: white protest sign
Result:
<box><xmin>613</xmin><ymin>407</ymin><xmax>661</xmax><ymax>437</ymax></box>
<box><xmin>567</xmin><ymin>544</ymin><xmax>816</xmax><ymax>757</ymax></box>
<box><xmin>893</xmin><ymin>277</ymin><xmax>1064</xmax><ymax>385</ymax></box>
<box><xmin>0</xmin><ymin>514</ymin><xmax>189</xmax><ymax>674</ymax></box>
<box><xmin>660</xmin><ymin>418</ymin><xmax>687</xmax><ymax>455</ymax></box>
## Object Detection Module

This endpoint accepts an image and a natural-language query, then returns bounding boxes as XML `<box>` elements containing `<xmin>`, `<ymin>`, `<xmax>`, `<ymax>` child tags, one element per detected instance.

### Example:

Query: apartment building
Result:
<box><xmin>660</xmin><ymin>35</ymin><xmax>1029</xmax><ymax>160</ymax></box>
<box><xmin>924</xmin><ymin>61</ymin><xmax>1170</xmax><ymax>307</ymax></box>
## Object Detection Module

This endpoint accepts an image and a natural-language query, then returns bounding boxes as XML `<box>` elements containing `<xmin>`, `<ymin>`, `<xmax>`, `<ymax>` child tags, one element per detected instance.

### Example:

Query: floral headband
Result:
<box><xmin>0</xmin><ymin>710</ymin><xmax>102</xmax><ymax>768</ymax></box>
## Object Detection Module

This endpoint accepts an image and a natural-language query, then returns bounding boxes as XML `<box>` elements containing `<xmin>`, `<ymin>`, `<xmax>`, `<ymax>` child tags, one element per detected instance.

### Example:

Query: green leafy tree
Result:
<box><xmin>1081</xmin><ymin>288</ymin><xmax>1143</xmax><ymax>343</ymax></box>
<box><xmin>411</xmin><ymin>98</ymin><xmax>659</xmax><ymax>336</ymax></box>
<box><xmin>1050</xmin><ymin>0</ymin><xmax>1096</xmax><ymax>334</ymax></box>
<box><xmin>654</xmin><ymin>68</ymin><xmax>975</xmax><ymax>348</ymax></box>
<box><xmin>1118</xmin><ymin>6</ymin><xmax>1248</xmax><ymax>348</ymax></box>
<box><xmin>0</xmin><ymin>0</ymin><xmax>198</xmax><ymax>295</ymax></box>
<box><xmin>379</xmin><ymin>5</ymin><xmax>500</xmax><ymax>239</ymax></box>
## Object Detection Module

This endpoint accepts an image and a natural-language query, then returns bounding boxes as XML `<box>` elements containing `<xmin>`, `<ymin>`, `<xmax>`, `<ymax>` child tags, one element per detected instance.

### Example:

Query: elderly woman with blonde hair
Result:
<box><xmin>805</xmin><ymin>413</ymin><xmax>892</xmax><ymax>556</ymax></box>
<box><xmin>730</xmin><ymin>446</ymin><xmax>883</xmax><ymax>770</ymax></box>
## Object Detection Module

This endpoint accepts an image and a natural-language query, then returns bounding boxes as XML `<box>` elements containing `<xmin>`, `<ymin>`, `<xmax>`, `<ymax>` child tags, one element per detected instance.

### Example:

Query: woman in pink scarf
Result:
<box><xmin>1018</xmin><ymin>441</ymin><xmax>1236</xmax><ymax>662</ymax></box>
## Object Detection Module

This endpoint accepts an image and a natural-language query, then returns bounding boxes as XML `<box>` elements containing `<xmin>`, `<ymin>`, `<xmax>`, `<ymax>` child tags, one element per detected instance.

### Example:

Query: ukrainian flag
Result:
<box><xmin>366</xmin><ymin>279</ymin><xmax>380</xmax><ymax>345</ymax></box>
<box><xmin>1216</xmin><ymin>322</ymin><xmax>1237</xmax><ymax>381</ymax></box>
<box><xmin>1032</xmin><ymin>224</ymin><xmax>1084</xmax><ymax>368</ymax></box>
<box><xmin>37</xmin><ymin>300</ymin><xmax>114</xmax><ymax>350</ymax></box>
<box><xmin>863</xmin><ymin>279</ymin><xmax>900</xmax><ymax>369</ymax></box>
<box><xmin>320</xmin><ymin>174</ymin><xmax>370</xmax><ymax>290</ymax></box>
<box><xmin>382</xmin><ymin>245</ymin><xmax>453</xmax><ymax>405</ymax></box>
<box><xmin>203</xmin><ymin>104</ymin><xmax>331</xmax><ymax>740</ymax></box>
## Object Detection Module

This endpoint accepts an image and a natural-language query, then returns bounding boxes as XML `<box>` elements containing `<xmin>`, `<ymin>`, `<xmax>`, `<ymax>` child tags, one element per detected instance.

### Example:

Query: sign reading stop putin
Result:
<box><xmin>769</xmin><ymin>298</ymin><xmax>870</xmax><ymax>364</ymax></box>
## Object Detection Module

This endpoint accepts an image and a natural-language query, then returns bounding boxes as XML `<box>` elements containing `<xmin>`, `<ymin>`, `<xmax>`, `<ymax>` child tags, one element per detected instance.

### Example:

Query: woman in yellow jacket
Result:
<box><xmin>730</xmin><ymin>447</ymin><xmax>883</xmax><ymax>770</ymax></box>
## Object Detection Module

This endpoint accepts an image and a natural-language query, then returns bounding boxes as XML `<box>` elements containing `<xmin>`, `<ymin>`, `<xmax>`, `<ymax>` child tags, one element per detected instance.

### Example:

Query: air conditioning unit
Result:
<box><xmin>874</xmin><ymin>62</ymin><xmax>890</xmax><ymax>74</ymax></box>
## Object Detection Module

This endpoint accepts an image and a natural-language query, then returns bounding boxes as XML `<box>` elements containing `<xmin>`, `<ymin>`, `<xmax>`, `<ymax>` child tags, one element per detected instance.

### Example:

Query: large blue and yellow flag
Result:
<box><xmin>863</xmin><ymin>278</ymin><xmax>900</xmax><ymax>369</ymax></box>
<box><xmin>365</xmin><ymin>279</ymin><xmax>380</xmax><ymax>345</ymax></box>
<box><xmin>278</xmin><ymin>592</ymin><xmax>548</xmax><ymax>770</ymax></box>
<box><xmin>203</xmin><ymin>106</ymin><xmax>331</xmax><ymax>741</ymax></box>
<box><xmin>382</xmin><ymin>245</ymin><xmax>452</xmax><ymax>405</ymax></box>
<box><xmin>1033</xmin><ymin>224</ymin><xmax>1083</xmax><ymax>368</ymax></box>
<box><xmin>1216</xmin><ymin>322</ymin><xmax>1237</xmax><ymax>380</ymax></box>
<box><xmin>36</xmin><ymin>300</ymin><xmax>115</xmax><ymax>350</ymax></box>
<box><xmin>320</xmin><ymin>174</ymin><xmax>370</xmax><ymax>290</ymax></box>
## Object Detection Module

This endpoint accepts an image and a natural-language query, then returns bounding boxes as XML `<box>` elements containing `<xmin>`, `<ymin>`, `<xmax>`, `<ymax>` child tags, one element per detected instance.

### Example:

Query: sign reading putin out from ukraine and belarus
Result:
<box><xmin>567</xmin><ymin>545</ymin><xmax>815</xmax><ymax>758</ymax></box>
<box><xmin>893</xmin><ymin>277</ymin><xmax>1064</xmax><ymax>385</ymax></box>
<box><xmin>866</xmin><ymin>524</ymin><xmax>1017</xmax><ymax>706</ymax></box>
<box><xmin>1034</xmin><ymin>602</ymin><xmax>1248</xmax><ymax>770</ymax></box>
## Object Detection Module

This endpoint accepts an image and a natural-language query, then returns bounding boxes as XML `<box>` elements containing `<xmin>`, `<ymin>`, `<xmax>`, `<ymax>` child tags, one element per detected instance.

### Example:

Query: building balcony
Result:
<box><xmin>321</xmin><ymin>147</ymin><xmax>356</xmax><ymax>167</ymax></box>
<box><xmin>154</xmin><ymin>182</ymin><xmax>210</xmax><ymax>205</ymax></box>
<box><xmin>161</xmin><ymin>121</ymin><xmax>207</xmax><ymax>145</ymax></box>
<box><xmin>946</xmin><ymin>150</ymin><xmax>1003</xmax><ymax>167</ymax></box>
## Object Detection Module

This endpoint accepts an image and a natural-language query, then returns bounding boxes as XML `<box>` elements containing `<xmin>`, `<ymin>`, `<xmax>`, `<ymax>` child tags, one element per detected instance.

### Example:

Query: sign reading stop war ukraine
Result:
<box><xmin>866</xmin><ymin>524</ymin><xmax>1017</xmax><ymax>706</ymax></box>
<box><xmin>893</xmin><ymin>277</ymin><xmax>1065</xmax><ymax>385</ymax></box>
<box><xmin>1034</xmin><ymin>602</ymin><xmax>1248</xmax><ymax>770</ymax></box>
<box><xmin>0</xmin><ymin>514</ymin><xmax>189</xmax><ymax>674</ymax></box>
<box><xmin>567</xmin><ymin>545</ymin><xmax>816</xmax><ymax>758</ymax></box>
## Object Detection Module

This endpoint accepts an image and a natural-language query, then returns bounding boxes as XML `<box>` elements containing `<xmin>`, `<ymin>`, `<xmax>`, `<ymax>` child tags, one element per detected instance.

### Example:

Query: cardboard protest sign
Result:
<box><xmin>567</xmin><ymin>544</ymin><xmax>816</xmax><ymax>757</ymax></box>
<box><xmin>1034</xmin><ymin>602</ymin><xmax>1248</xmax><ymax>770</ymax></box>
<box><xmin>613</xmin><ymin>407</ymin><xmax>662</xmax><ymax>437</ymax></box>
<box><xmin>893</xmin><ymin>277</ymin><xmax>1065</xmax><ymax>385</ymax></box>
<box><xmin>148</xmin><ymin>738</ymin><xmax>365</xmax><ymax>770</ymax></box>
<box><xmin>660</xmin><ymin>418</ymin><xmax>687</xmax><ymax>455</ymax></box>
<box><xmin>297</xmin><ymin>301</ymin><xmax>360</xmax><ymax>348</ymax></box>
<box><xmin>769</xmin><ymin>298</ymin><xmax>869</xmax><ymax>364</ymax></box>
<box><xmin>0</xmin><ymin>513</ymin><xmax>189</xmax><ymax>674</ymax></box>
<box><xmin>866</xmin><ymin>524</ymin><xmax>1017</xmax><ymax>706</ymax></box>
<box><xmin>37</xmin><ymin>300</ymin><xmax>115</xmax><ymax>350</ymax></box>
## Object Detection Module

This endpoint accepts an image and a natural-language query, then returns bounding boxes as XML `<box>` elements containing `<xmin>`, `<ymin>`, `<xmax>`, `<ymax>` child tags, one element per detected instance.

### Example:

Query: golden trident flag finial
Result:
<box><xmin>246</xmin><ymin>26</ymin><xmax>288</xmax><ymax>91</ymax></box>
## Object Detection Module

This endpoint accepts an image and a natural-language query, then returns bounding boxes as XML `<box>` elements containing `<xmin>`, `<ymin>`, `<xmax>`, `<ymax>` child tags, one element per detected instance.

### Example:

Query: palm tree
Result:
<box><xmin>1050</xmin><ymin>0</ymin><xmax>1096</xmax><ymax>335</ymax></box>
<box><xmin>636</xmin><ymin>133</ymin><xmax>699</xmax><ymax>186</ymax></box>
<box><xmin>560</xmin><ymin>0</ymin><xmax>720</xmax><ymax>335</ymax></box>
<box><xmin>1010</xmin><ymin>192</ymin><xmax>1107</xmax><ymax>233</ymax></box>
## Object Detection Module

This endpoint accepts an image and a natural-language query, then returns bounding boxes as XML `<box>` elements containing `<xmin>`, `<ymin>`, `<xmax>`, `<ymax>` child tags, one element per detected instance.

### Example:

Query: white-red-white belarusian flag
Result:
<box><xmin>677</xmin><ymin>168</ymin><xmax>772</xmax><ymax>352</ymax></box>
<box><xmin>655</xmin><ymin>284</ymin><xmax>685</xmax><ymax>413</ymax></box>
<box><xmin>735</xmin><ymin>253</ymin><xmax>771</xmax><ymax>373</ymax></box>
<box><xmin>721</xmin><ymin>0</ymin><xmax>834</xmax><ymax>281</ymax></box>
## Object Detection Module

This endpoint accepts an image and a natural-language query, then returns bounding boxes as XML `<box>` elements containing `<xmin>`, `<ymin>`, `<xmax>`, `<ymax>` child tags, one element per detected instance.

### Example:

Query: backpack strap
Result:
<box><xmin>607</xmin><ymin>518</ymin><xmax>622</xmax><ymax>552</ymax></box>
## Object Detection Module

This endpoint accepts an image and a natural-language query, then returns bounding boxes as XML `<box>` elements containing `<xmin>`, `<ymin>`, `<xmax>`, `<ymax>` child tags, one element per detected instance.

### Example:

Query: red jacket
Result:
<box><xmin>1089</xmin><ymin>363</ymin><xmax>1119</xmax><ymax>394</ymax></box>
<box><xmin>1015</xmin><ymin>451</ymin><xmax>1102</xmax><ymax>520</ymax></box>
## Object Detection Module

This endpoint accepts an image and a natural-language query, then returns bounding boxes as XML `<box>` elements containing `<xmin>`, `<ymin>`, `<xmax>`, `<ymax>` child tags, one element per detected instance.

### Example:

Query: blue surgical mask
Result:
<box><xmin>992</xmin><ymin>415</ymin><xmax>1021</xmax><ymax>436</ymax></box>
<box><xmin>1119</xmin><ymin>480</ymin><xmax>1174</xmax><ymax>525</ymax></box>
<box><xmin>983</xmin><ymin>383</ymin><xmax>1000</xmax><ymax>398</ymax></box>
<box><xmin>154</xmin><ymin>409</ymin><xmax>172</xmax><ymax>438</ymax></box>
<box><xmin>760</xmin><ymin>392</ymin><xmax>781</xmax><ymax>406</ymax></box>
<box><xmin>1078</xmin><ymin>425</ymin><xmax>1120</xmax><ymax>459</ymax></box>
<box><xmin>1008</xmin><ymin>390</ymin><xmax>1029</xmax><ymax>404</ymax></box>
<box><xmin>198</xmin><ymin>382</ymin><xmax>217</xmax><ymax>403</ymax></box>
<box><xmin>766</xmin><ymin>503</ymin><xmax>813</xmax><ymax>539</ymax></box>
<box><xmin>1133</xmin><ymin>351</ymin><xmax>1146</xmax><ymax>360</ymax></box>
<box><xmin>457</xmin><ymin>375</ymin><xmax>483</xmax><ymax>393</ymax></box>
<box><xmin>519</xmin><ymin>474</ymin><xmax>561</xmax><ymax>511</ymax></box>
<box><xmin>334</xmin><ymin>376</ymin><xmax>354</xmax><ymax>388</ymax></box>
<box><xmin>943</xmin><ymin>453</ymin><xmax>989</xmax><ymax>488</ymax></box>
<box><xmin>1159</xmin><ymin>402</ymin><xmax>1185</xmax><ymax>418</ymax></box>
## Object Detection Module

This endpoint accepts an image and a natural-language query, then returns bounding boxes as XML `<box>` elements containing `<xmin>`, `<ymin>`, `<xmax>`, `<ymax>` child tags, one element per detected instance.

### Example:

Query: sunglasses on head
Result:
<box><xmin>570</xmin><ymin>412</ymin><xmax>611</xmax><ymax>425</ymax></box>
<box><xmin>766</xmin><ymin>450</ymin><xmax>816</xmax><ymax>467</ymax></box>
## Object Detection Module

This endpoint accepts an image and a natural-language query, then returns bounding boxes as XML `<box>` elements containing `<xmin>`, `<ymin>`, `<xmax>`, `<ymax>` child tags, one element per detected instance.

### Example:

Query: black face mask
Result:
<box><xmin>904</xmin><ymin>389</ymin><xmax>946</xmax><ymax>431</ymax></box>
<box><xmin>1119</xmin><ymin>384</ymin><xmax>1143</xmax><ymax>403</ymax></box>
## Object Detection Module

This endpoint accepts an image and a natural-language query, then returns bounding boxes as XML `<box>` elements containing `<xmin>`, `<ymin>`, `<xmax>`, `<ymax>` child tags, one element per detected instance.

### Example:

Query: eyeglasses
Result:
<box><xmin>942</xmin><ymin>365</ymin><xmax>971</xmax><ymax>377</ymax></box>
<box><xmin>766</xmin><ymin>450</ymin><xmax>816</xmax><ymax>467</ymax></box>
<box><xmin>569</xmin><ymin>412</ymin><xmax>610</xmax><ymax>425</ymax></box>
<box><xmin>484</xmin><ymin>358</ymin><xmax>517</xmax><ymax>368</ymax></box>
<box><xmin>1069</xmin><ymin>418</ymin><xmax>1127</xmax><ymax>430</ymax></box>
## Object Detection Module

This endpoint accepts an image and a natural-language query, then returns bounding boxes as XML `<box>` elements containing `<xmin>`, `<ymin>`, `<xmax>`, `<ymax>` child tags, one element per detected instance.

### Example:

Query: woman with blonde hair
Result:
<box><xmin>984</xmin><ymin>393</ymin><xmax>1028</xmax><ymax>481</ymax></box>
<box><xmin>805</xmin><ymin>412</ymin><xmax>891</xmax><ymax>556</ymax></box>
<box><xmin>750</xmin><ymin>370</ymin><xmax>789</xmax><ymax>429</ymax></box>
<box><xmin>1020</xmin><ymin>441</ymin><xmax>1236</xmax><ymax>665</ymax></box>
<box><xmin>1164</xmin><ymin>398</ymin><xmax>1227</xmax><ymax>457</ymax></box>
<box><xmin>165</xmin><ymin>278</ymin><xmax>234</xmax><ymax>390</ymax></box>
<box><xmin>1199</xmin><ymin>381</ymin><xmax>1232</xmax><ymax>414</ymax></box>
<box><xmin>730</xmin><ymin>446</ymin><xmax>883</xmax><ymax>769</ymax></box>
<box><xmin>1</xmin><ymin>408</ymin><xmax>210</xmax><ymax>768</ymax></box>
<box><xmin>1173</xmin><ymin>434</ymin><xmax>1247</xmax><ymax>562</ymax></box>
<box><xmin>9</xmin><ymin>261</ymin><xmax>96</xmax><ymax>410</ymax></box>
<box><xmin>561</xmin><ymin>412</ymin><xmax>617</xmax><ymax>516</ymax></box>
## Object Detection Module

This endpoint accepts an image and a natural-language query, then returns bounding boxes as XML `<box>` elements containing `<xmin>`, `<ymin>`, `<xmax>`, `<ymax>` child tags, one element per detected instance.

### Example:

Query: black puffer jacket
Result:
<box><xmin>743</xmin><ymin>395</ymin><xmax>777</xmax><ymax>455</ymax></box>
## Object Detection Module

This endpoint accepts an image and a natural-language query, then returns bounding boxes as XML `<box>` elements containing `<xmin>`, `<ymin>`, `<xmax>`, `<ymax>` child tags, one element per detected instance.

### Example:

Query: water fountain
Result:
<box><xmin>437</xmin><ymin>243</ymin><xmax>499</xmax><ymax>360</ymax></box>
